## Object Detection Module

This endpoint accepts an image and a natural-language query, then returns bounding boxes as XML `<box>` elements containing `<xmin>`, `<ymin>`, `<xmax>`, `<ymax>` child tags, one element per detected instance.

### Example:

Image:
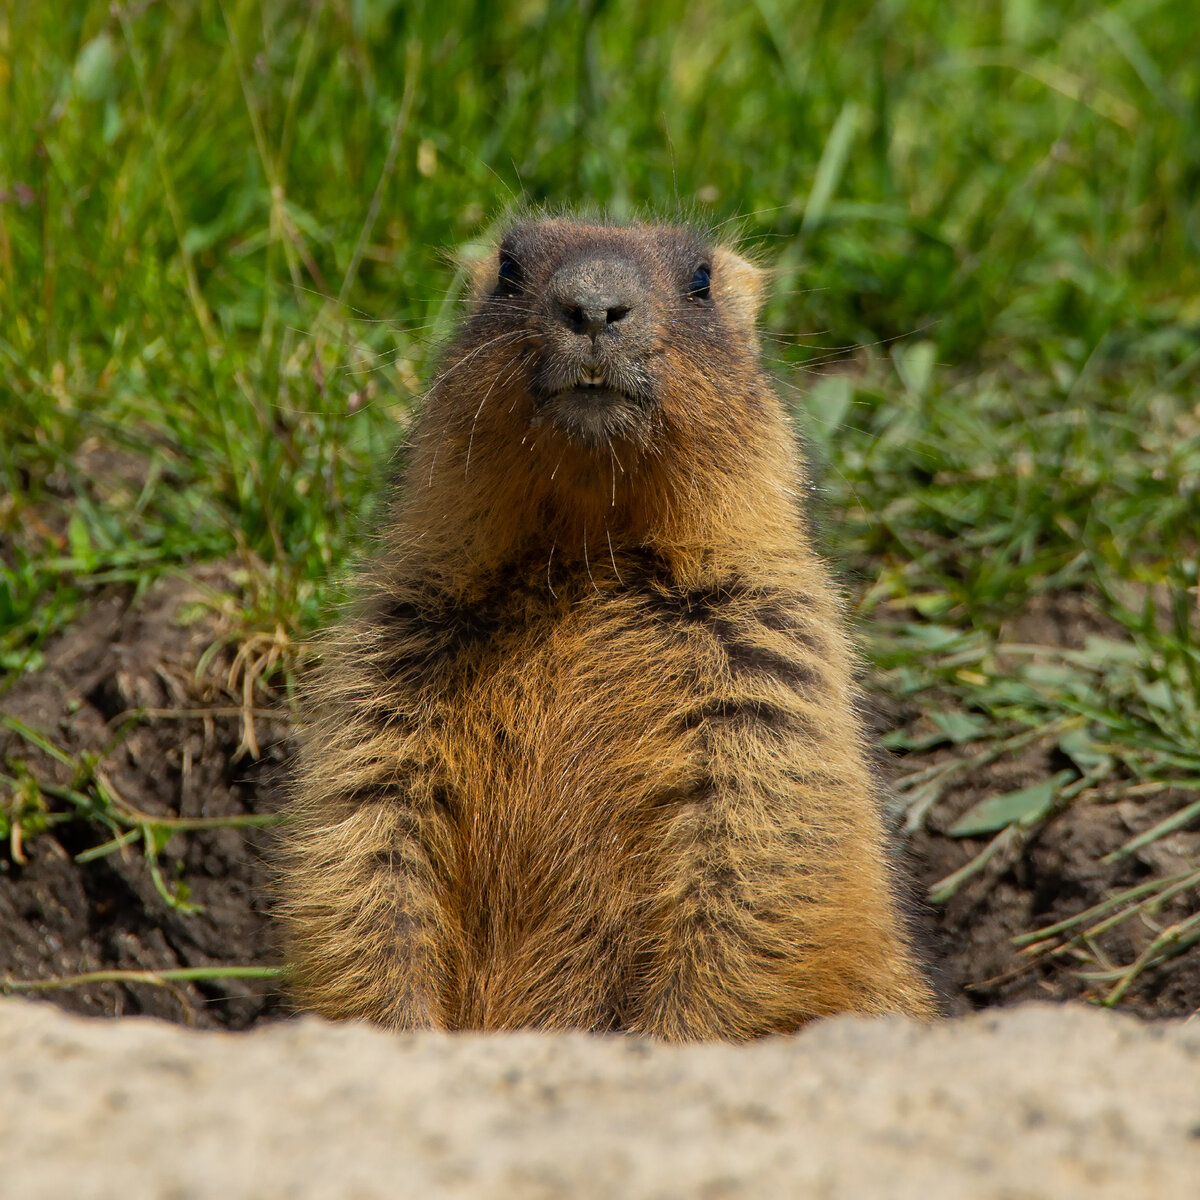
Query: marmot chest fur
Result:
<box><xmin>280</xmin><ymin>217</ymin><xmax>935</xmax><ymax>1039</ymax></box>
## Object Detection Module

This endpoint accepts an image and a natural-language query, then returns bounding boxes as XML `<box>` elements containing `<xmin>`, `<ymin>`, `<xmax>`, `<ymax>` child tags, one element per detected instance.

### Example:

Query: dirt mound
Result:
<box><xmin>4</xmin><ymin>999</ymin><xmax>1198</xmax><ymax>1200</ymax></box>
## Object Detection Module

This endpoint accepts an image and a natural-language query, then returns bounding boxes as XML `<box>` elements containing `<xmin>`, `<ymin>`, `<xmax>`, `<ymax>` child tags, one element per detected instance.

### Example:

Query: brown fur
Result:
<box><xmin>278</xmin><ymin>217</ymin><xmax>936</xmax><ymax>1039</ymax></box>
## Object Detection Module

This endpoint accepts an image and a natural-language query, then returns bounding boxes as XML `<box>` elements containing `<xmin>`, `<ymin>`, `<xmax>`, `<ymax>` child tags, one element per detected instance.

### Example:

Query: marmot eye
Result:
<box><xmin>496</xmin><ymin>252</ymin><xmax>523</xmax><ymax>297</ymax></box>
<box><xmin>686</xmin><ymin>264</ymin><xmax>711</xmax><ymax>301</ymax></box>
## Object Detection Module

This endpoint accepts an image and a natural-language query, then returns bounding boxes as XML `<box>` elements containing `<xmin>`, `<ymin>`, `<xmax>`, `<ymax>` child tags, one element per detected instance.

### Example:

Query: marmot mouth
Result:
<box><xmin>555</xmin><ymin>369</ymin><xmax>626</xmax><ymax>404</ymax></box>
<box><xmin>553</xmin><ymin>384</ymin><xmax>629</xmax><ymax>406</ymax></box>
<box><xmin>535</xmin><ymin>379</ymin><xmax>650</xmax><ymax>449</ymax></box>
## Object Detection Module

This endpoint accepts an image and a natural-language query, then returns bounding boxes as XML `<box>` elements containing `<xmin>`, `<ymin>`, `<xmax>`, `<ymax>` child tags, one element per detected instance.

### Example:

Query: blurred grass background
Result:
<box><xmin>1</xmin><ymin>0</ymin><xmax>1199</xmax><ymax>986</ymax></box>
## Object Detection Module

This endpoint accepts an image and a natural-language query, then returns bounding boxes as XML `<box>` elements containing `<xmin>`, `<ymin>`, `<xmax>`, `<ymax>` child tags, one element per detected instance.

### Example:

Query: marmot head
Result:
<box><xmin>432</xmin><ymin>219</ymin><xmax>770</xmax><ymax>452</ymax></box>
<box><xmin>405</xmin><ymin>218</ymin><xmax>795</xmax><ymax>574</ymax></box>
<box><xmin>472</xmin><ymin>219</ymin><xmax>768</xmax><ymax>451</ymax></box>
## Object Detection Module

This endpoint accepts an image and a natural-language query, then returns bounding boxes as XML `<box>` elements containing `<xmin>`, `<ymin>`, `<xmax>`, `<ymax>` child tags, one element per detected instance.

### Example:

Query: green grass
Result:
<box><xmin>2</xmin><ymin>0</ymin><xmax>1199</xmax><ymax>1000</ymax></box>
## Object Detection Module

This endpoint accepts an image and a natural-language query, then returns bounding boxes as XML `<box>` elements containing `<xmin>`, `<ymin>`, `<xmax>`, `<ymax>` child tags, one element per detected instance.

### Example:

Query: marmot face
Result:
<box><xmin>442</xmin><ymin>219</ymin><xmax>769</xmax><ymax>458</ymax></box>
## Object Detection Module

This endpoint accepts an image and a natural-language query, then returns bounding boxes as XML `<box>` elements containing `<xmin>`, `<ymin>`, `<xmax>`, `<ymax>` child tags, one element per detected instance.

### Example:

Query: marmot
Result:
<box><xmin>279</xmin><ymin>217</ymin><xmax>936</xmax><ymax>1039</ymax></box>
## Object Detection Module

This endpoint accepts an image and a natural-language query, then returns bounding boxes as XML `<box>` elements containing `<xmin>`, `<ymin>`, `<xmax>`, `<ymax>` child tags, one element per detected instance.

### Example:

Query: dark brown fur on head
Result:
<box><xmin>473</xmin><ymin>221</ymin><xmax>760</xmax><ymax>448</ymax></box>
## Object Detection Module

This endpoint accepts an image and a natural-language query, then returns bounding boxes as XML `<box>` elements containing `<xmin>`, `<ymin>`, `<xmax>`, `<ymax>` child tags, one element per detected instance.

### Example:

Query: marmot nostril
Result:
<box><xmin>561</xmin><ymin>303</ymin><xmax>602</xmax><ymax>337</ymax></box>
<box><xmin>560</xmin><ymin>302</ymin><xmax>633</xmax><ymax>338</ymax></box>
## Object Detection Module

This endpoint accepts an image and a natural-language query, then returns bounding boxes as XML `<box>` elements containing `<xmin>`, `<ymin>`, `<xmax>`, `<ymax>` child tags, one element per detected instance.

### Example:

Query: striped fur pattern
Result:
<box><xmin>279</xmin><ymin>218</ymin><xmax>935</xmax><ymax>1038</ymax></box>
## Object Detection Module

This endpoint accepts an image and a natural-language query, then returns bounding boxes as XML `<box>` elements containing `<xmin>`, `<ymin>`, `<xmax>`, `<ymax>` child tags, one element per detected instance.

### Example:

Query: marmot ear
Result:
<box><xmin>712</xmin><ymin>247</ymin><xmax>766</xmax><ymax>334</ymax></box>
<box><xmin>463</xmin><ymin>246</ymin><xmax>499</xmax><ymax>296</ymax></box>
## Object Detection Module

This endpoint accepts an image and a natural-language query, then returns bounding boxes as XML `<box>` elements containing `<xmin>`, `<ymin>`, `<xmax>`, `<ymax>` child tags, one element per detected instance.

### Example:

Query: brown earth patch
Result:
<box><xmin>908</xmin><ymin>764</ymin><xmax>1200</xmax><ymax>1018</ymax></box>
<box><xmin>887</xmin><ymin>587</ymin><xmax>1200</xmax><ymax>1019</ymax></box>
<box><xmin>0</xmin><ymin>568</ymin><xmax>289</xmax><ymax>1028</ymax></box>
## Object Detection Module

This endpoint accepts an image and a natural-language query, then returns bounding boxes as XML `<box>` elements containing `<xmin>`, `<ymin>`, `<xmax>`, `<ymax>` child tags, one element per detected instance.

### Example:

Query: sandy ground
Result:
<box><xmin>3</xmin><ymin>998</ymin><xmax>1198</xmax><ymax>1199</ymax></box>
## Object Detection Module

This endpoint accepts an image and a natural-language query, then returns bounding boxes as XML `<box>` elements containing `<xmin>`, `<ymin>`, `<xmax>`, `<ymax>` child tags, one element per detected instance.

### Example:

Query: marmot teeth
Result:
<box><xmin>581</xmin><ymin>369</ymin><xmax>605</xmax><ymax>386</ymax></box>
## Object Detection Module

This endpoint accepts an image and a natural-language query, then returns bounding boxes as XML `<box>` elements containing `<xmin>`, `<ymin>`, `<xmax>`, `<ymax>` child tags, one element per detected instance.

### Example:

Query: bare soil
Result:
<box><xmin>1</xmin><ymin>578</ymin><xmax>1197</xmax><ymax>1027</ymax></box>
<box><xmin>886</xmin><ymin>589</ymin><xmax>1200</xmax><ymax>1018</ymax></box>
<box><xmin>0</xmin><ymin>570</ymin><xmax>290</xmax><ymax>1028</ymax></box>
<box><xmin>909</xmin><ymin>768</ymin><xmax>1200</xmax><ymax>1017</ymax></box>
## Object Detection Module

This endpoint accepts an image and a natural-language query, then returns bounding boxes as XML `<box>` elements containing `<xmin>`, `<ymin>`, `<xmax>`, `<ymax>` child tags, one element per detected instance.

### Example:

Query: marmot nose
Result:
<box><xmin>550</xmin><ymin>257</ymin><xmax>643</xmax><ymax>341</ymax></box>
